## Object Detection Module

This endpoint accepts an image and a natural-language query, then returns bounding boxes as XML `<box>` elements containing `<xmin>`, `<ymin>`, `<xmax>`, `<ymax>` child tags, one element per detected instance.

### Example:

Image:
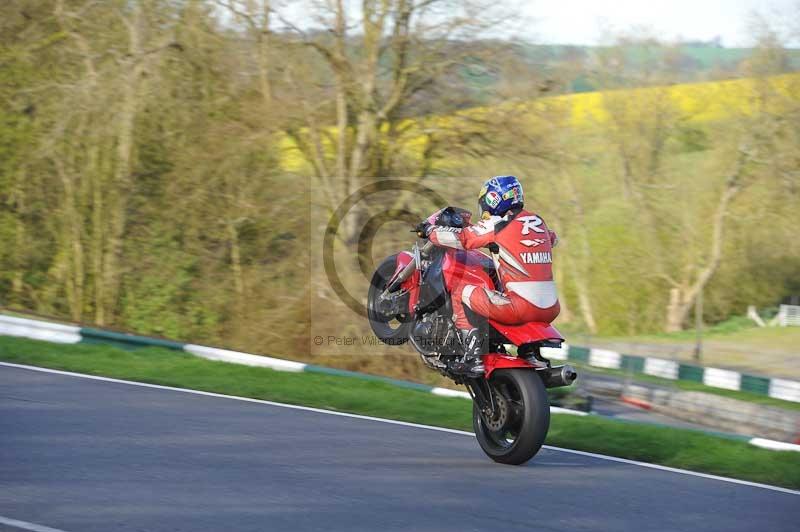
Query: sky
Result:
<box><xmin>271</xmin><ymin>0</ymin><xmax>799</xmax><ymax>47</ymax></box>
<box><xmin>520</xmin><ymin>0</ymin><xmax>799</xmax><ymax>46</ymax></box>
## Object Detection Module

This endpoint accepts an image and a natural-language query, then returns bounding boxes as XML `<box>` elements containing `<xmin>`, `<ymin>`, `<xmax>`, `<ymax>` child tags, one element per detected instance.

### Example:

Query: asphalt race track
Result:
<box><xmin>1</xmin><ymin>363</ymin><xmax>798</xmax><ymax>532</ymax></box>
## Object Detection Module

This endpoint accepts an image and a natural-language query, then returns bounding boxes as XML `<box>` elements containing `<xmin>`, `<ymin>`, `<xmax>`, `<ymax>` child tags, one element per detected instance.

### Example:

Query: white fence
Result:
<box><xmin>776</xmin><ymin>305</ymin><xmax>800</xmax><ymax>327</ymax></box>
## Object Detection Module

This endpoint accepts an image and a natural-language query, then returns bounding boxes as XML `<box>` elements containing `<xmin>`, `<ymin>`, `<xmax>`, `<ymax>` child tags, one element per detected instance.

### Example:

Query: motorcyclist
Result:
<box><xmin>418</xmin><ymin>175</ymin><xmax>560</xmax><ymax>376</ymax></box>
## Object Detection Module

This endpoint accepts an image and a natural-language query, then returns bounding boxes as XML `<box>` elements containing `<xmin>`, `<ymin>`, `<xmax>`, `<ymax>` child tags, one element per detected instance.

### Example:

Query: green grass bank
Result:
<box><xmin>0</xmin><ymin>336</ymin><xmax>798</xmax><ymax>489</ymax></box>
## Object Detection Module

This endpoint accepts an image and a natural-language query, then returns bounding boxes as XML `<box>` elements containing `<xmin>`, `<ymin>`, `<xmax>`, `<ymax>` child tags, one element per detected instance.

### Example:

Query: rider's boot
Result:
<box><xmin>451</xmin><ymin>328</ymin><xmax>485</xmax><ymax>377</ymax></box>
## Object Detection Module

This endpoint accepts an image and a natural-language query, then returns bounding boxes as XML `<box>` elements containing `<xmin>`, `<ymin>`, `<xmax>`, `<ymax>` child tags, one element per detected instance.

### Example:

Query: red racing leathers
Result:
<box><xmin>428</xmin><ymin>209</ymin><xmax>560</xmax><ymax>330</ymax></box>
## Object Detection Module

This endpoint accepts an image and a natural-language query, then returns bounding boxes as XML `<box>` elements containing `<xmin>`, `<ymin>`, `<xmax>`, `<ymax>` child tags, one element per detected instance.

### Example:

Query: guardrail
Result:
<box><xmin>544</xmin><ymin>344</ymin><xmax>800</xmax><ymax>403</ymax></box>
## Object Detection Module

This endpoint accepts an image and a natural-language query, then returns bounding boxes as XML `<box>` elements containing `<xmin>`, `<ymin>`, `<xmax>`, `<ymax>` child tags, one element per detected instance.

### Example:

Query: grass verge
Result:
<box><xmin>1</xmin><ymin>336</ymin><xmax>798</xmax><ymax>489</ymax></box>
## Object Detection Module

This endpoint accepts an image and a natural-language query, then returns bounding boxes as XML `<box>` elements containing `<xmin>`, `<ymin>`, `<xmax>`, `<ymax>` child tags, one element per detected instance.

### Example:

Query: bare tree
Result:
<box><xmin>278</xmin><ymin>0</ymin><xmax>513</xmax><ymax>241</ymax></box>
<box><xmin>39</xmin><ymin>0</ymin><xmax>182</xmax><ymax>324</ymax></box>
<box><xmin>663</xmin><ymin>20</ymin><xmax>800</xmax><ymax>331</ymax></box>
<box><xmin>214</xmin><ymin>0</ymin><xmax>273</xmax><ymax>108</ymax></box>
<box><xmin>664</xmin><ymin>145</ymin><xmax>749</xmax><ymax>332</ymax></box>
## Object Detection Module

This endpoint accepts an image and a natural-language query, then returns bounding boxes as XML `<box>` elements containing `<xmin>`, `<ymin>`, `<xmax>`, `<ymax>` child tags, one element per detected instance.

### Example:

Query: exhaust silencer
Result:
<box><xmin>539</xmin><ymin>364</ymin><xmax>577</xmax><ymax>389</ymax></box>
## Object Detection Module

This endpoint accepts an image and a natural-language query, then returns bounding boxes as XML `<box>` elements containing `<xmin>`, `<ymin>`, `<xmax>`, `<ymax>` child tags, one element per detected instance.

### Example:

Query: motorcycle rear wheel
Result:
<box><xmin>472</xmin><ymin>369</ymin><xmax>550</xmax><ymax>465</ymax></box>
<box><xmin>367</xmin><ymin>254</ymin><xmax>411</xmax><ymax>345</ymax></box>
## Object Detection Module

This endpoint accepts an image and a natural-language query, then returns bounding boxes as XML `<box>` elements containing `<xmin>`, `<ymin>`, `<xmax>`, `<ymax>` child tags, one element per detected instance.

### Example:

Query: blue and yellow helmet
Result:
<box><xmin>477</xmin><ymin>175</ymin><xmax>524</xmax><ymax>220</ymax></box>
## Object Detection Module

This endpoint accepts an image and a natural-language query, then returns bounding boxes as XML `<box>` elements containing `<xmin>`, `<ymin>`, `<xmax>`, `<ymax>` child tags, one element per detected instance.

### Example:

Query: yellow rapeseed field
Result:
<box><xmin>278</xmin><ymin>73</ymin><xmax>800</xmax><ymax>173</ymax></box>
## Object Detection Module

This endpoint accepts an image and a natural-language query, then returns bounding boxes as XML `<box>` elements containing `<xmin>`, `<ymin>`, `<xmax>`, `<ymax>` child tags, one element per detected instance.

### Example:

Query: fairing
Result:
<box><xmin>418</xmin><ymin>256</ymin><xmax>446</xmax><ymax>313</ymax></box>
<box><xmin>482</xmin><ymin>353</ymin><xmax>547</xmax><ymax>378</ymax></box>
<box><xmin>388</xmin><ymin>251</ymin><xmax>420</xmax><ymax>313</ymax></box>
<box><xmin>390</xmin><ymin>251</ymin><xmax>414</xmax><ymax>283</ymax></box>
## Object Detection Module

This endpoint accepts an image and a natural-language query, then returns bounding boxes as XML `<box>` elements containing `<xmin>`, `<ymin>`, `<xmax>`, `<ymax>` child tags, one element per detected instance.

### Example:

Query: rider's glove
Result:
<box><xmin>415</xmin><ymin>222</ymin><xmax>433</xmax><ymax>239</ymax></box>
<box><xmin>549</xmin><ymin>230</ymin><xmax>559</xmax><ymax>248</ymax></box>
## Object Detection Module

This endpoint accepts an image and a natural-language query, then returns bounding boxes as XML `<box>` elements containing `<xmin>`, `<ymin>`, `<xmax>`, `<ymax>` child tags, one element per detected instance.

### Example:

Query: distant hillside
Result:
<box><xmin>462</xmin><ymin>42</ymin><xmax>800</xmax><ymax>96</ymax></box>
<box><xmin>520</xmin><ymin>43</ymin><xmax>799</xmax><ymax>68</ymax></box>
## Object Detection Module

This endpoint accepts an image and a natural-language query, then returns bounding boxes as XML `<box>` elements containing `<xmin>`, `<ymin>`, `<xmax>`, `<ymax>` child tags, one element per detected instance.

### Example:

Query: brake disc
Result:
<box><xmin>484</xmin><ymin>392</ymin><xmax>509</xmax><ymax>432</ymax></box>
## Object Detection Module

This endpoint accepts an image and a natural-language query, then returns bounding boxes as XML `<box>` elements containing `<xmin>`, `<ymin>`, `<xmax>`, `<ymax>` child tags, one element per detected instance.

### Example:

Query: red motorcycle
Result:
<box><xmin>368</xmin><ymin>207</ymin><xmax>576</xmax><ymax>465</ymax></box>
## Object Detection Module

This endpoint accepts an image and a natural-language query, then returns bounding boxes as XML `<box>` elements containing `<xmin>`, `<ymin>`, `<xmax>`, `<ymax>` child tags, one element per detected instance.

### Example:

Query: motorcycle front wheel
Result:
<box><xmin>472</xmin><ymin>369</ymin><xmax>550</xmax><ymax>465</ymax></box>
<box><xmin>367</xmin><ymin>254</ymin><xmax>411</xmax><ymax>345</ymax></box>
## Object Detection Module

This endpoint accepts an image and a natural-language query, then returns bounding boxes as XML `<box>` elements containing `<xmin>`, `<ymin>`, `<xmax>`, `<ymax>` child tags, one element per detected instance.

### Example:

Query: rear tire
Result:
<box><xmin>367</xmin><ymin>254</ymin><xmax>411</xmax><ymax>345</ymax></box>
<box><xmin>473</xmin><ymin>369</ymin><xmax>550</xmax><ymax>465</ymax></box>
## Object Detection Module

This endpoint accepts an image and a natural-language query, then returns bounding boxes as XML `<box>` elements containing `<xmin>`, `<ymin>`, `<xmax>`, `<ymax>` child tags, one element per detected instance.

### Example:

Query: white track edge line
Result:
<box><xmin>0</xmin><ymin>515</ymin><xmax>71</xmax><ymax>532</ymax></box>
<box><xmin>2</xmin><ymin>361</ymin><xmax>797</xmax><ymax>496</ymax></box>
<box><xmin>537</xmin><ymin>445</ymin><xmax>799</xmax><ymax>495</ymax></box>
<box><xmin>0</xmin><ymin>362</ymin><xmax>472</xmax><ymax>436</ymax></box>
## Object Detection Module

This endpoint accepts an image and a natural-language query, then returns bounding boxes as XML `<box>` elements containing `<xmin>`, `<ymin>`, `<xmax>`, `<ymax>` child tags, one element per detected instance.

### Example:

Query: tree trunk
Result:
<box><xmin>566</xmin><ymin>255</ymin><xmax>598</xmax><ymax>334</ymax></box>
<box><xmin>553</xmin><ymin>258</ymin><xmax>572</xmax><ymax>323</ymax></box>
<box><xmin>558</xmin><ymin>165</ymin><xmax>598</xmax><ymax>334</ymax></box>
<box><xmin>252</xmin><ymin>0</ymin><xmax>272</xmax><ymax>108</ymax></box>
<box><xmin>227</xmin><ymin>221</ymin><xmax>245</xmax><ymax>302</ymax></box>
<box><xmin>11</xmin><ymin>167</ymin><xmax>27</xmax><ymax>304</ymax></box>
<box><xmin>665</xmin><ymin>286</ymin><xmax>687</xmax><ymax>333</ymax></box>
<box><xmin>664</xmin><ymin>152</ymin><xmax>746</xmax><ymax>332</ymax></box>
<box><xmin>91</xmin><ymin>147</ymin><xmax>106</xmax><ymax>324</ymax></box>
<box><xmin>55</xmin><ymin>160</ymin><xmax>84</xmax><ymax>321</ymax></box>
<box><xmin>99</xmin><ymin>5</ymin><xmax>147</xmax><ymax>325</ymax></box>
